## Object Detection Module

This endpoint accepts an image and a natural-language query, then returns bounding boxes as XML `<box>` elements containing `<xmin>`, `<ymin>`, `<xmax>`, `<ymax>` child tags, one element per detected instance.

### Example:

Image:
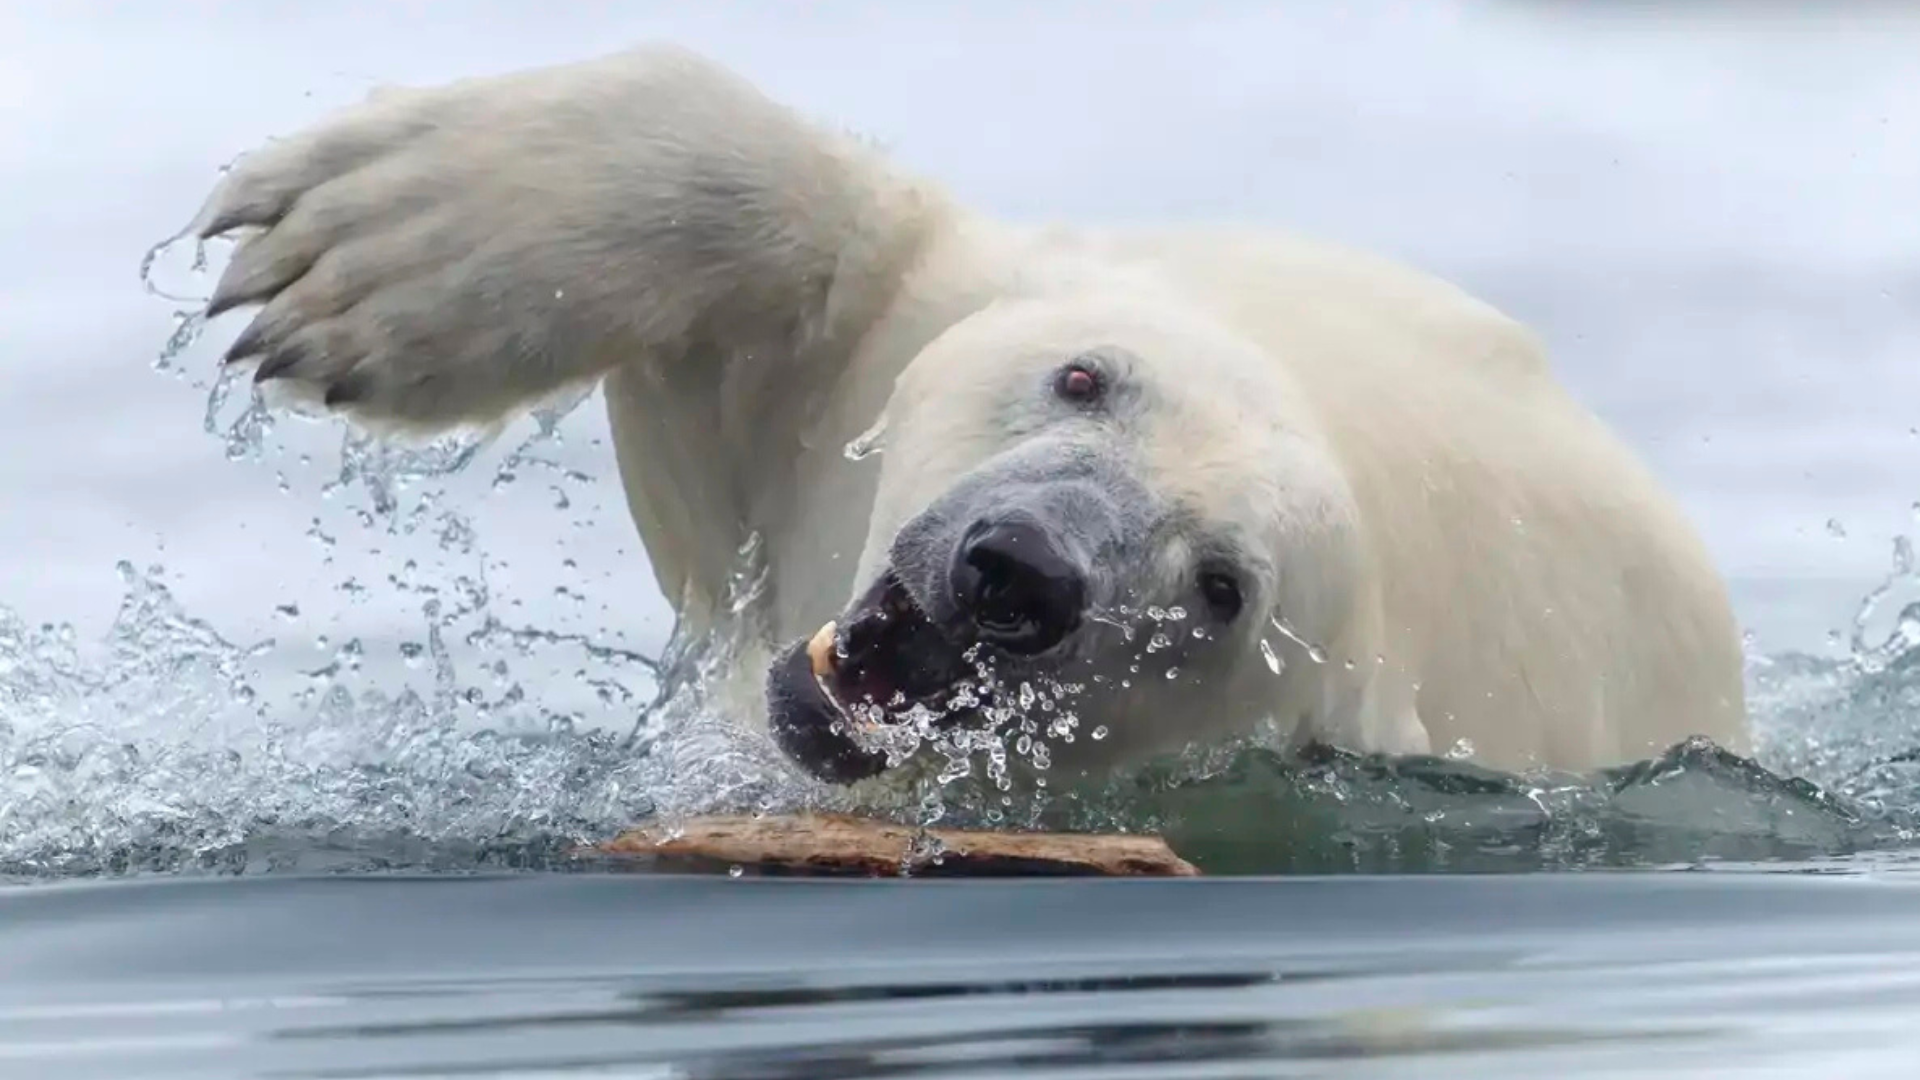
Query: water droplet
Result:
<box><xmin>1827</xmin><ymin>518</ymin><xmax>1849</xmax><ymax>540</ymax></box>
<box><xmin>1268</xmin><ymin>615</ymin><xmax>1326</xmax><ymax>663</ymax></box>
<box><xmin>843</xmin><ymin>413</ymin><xmax>888</xmax><ymax>461</ymax></box>
<box><xmin>1445</xmin><ymin>738</ymin><xmax>1475</xmax><ymax>760</ymax></box>
<box><xmin>1164</xmin><ymin>666</ymin><xmax>1180</xmax><ymax>680</ymax></box>
<box><xmin>1091</xmin><ymin>725</ymin><xmax>1109</xmax><ymax>741</ymax></box>
<box><xmin>727</xmin><ymin>864</ymin><xmax>744</xmax><ymax>878</ymax></box>
<box><xmin>1166</xmin><ymin>605</ymin><xmax>1187</xmax><ymax>621</ymax></box>
<box><xmin>1259</xmin><ymin>638</ymin><xmax>1284</xmax><ymax>675</ymax></box>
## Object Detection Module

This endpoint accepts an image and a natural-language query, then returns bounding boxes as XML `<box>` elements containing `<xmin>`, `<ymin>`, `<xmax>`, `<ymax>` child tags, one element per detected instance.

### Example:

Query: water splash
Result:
<box><xmin>0</xmin><ymin>560</ymin><xmax>661</xmax><ymax>877</ymax></box>
<box><xmin>1846</xmin><ymin>535</ymin><xmax>1920</xmax><ymax>673</ymax></box>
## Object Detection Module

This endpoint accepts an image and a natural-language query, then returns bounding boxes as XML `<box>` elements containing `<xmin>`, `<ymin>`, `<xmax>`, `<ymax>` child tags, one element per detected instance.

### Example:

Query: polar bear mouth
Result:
<box><xmin>823</xmin><ymin>573</ymin><xmax>971</xmax><ymax>716</ymax></box>
<box><xmin>765</xmin><ymin>571</ymin><xmax>982</xmax><ymax>783</ymax></box>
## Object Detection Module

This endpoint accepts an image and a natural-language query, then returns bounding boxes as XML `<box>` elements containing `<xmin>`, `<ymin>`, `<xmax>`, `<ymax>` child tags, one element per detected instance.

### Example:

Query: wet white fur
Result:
<box><xmin>195</xmin><ymin>45</ymin><xmax>1747</xmax><ymax>774</ymax></box>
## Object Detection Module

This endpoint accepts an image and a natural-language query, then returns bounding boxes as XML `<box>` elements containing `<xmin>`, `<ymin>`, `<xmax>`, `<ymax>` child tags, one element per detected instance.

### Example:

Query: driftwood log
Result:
<box><xmin>591</xmin><ymin>812</ymin><xmax>1200</xmax><ymax>877</ymax></box>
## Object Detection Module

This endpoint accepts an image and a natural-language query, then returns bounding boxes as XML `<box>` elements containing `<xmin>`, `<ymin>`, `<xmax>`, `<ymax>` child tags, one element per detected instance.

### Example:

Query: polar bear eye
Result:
<box><xmin>1198</xmin><ymin>569</ymin><xmax>1243</xmax><ymax>622</ymax></box>
<box><xmin>1053</xmin><ymin>362</ymin><xmax>1103</xmax><ymax>405</ymax></box>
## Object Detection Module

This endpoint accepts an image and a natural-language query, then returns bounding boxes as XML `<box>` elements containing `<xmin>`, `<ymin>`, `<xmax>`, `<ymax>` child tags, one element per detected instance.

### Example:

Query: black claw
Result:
<box><xmin>252</xmin><ymin>345</ymin><xmax>306</xmax><ymax>384</ymax></box>
<box><xmin>195</xmin><ymin>198</ymin><xmax>260</xmax><ymax>239</ymax></box>
<box><xmin>197</xmin><ymin>204</ymin><xmax>281</xmax><ymax>241</ymax></box>
<box><xmin>323</xmin><ymin>374</ymin><xmax>366</xmax><ymax>407</ymax></box>
<box><xmin>205</xmin><ymin>291</ymin><xmax>258</xmax><ymax>320</ymax></box>
<box><xmin>196</xmin><ymin>212</ymin><xmax>240</xmax><ymax>241</ymax></box>
<box><xmin>223</xmin><ymin>319</ymin><xmax>270</xmax><ymax>363</ymax></box>
<box><xmin>205</xmin><ymin>284</ymin><xmax>248</xmax><ymax>319</ymax></box>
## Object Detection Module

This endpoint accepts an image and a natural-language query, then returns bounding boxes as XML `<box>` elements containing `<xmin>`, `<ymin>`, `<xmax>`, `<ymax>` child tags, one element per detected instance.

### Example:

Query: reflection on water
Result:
<box><xmin>5</xmin><ymin>872</ymin><xmax>1920</xmax><ymax>1078</ymax></box>
<box><xmin>263</xmin><ymin>975</ymin><xmax>1705</xmax><ymax>1078</ymax></box>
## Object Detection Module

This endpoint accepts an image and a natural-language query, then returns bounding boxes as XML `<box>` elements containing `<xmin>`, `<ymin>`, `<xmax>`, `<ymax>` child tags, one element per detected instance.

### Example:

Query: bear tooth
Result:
<box><xmin>806</xmin><ymin>620</ymin><xmax>838</xmax><ymax>678</ymax></box>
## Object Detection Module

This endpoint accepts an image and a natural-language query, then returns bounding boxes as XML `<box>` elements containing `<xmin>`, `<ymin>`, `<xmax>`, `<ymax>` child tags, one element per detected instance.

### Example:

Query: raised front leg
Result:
<box><xmin>193</xmin><ymin>44</ymin><xmax>944</xmax><ymax>434</ymax></box>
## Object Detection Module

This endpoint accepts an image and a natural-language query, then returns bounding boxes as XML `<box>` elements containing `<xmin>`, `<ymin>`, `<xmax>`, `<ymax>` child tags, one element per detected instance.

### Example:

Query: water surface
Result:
<box><xmin>7</xmin><ymin>869</ymin><xmax>1920</xmax><ymax>1078</ymax></box>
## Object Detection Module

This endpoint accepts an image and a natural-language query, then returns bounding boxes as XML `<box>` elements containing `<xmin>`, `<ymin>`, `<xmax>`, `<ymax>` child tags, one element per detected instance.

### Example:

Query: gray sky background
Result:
<box><xmin>3</xmin><ymin>0</ymin><xmax>1918</xmax><ymax>666</ymax></box>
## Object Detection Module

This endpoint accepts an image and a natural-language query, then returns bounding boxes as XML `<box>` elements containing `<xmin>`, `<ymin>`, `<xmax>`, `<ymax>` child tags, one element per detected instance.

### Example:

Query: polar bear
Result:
<box><xmin>189</xmin><ymin>45</ymin><xmax>1747</xmax><ymax>785</ymax></box>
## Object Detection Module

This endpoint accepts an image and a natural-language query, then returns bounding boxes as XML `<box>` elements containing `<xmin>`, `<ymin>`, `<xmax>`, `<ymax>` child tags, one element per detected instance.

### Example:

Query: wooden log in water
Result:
<box><xmin>591</xmin><ymin>812</ymin><xmax>1200</xmax><ymax>878</ymax></box>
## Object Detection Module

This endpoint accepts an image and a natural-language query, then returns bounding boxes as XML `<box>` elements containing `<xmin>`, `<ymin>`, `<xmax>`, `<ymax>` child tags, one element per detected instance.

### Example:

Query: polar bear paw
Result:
<box><xmin>191</xmin><ymin>47</ymin><xmax>719</xmax><ymax>431</ymax></box>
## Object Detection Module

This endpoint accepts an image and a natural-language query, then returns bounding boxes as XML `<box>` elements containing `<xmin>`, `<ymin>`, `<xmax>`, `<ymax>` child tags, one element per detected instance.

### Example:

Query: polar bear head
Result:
<box><xmin>766</xmin><ymin>292</ymin><xmax>1372</xmax><ymax>784</ymax></box>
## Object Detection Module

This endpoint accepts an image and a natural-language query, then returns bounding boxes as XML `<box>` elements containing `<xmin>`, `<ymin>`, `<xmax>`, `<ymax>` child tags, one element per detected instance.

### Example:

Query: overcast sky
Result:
<box><xmin>2</xmin><ymin>0</ymin><xmax>1917</xmax><ymax>663</ymax></box>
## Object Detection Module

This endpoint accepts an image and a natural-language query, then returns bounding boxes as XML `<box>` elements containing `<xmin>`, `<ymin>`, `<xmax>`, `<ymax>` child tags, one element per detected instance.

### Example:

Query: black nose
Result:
<box><xmin>951</xmin><ymin>521</ymin><xmax>1086</xmax><ymax>654</ymax></box>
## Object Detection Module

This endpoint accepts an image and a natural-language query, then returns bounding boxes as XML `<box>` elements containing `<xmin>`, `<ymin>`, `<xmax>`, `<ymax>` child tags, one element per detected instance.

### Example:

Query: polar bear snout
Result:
<box><xmin>950</xmin><ymin>519</ymin><xmax>1088</xmax><ymax>656</ymax></box>
<box><xmin>763</xmin><ymin>570</ymin><xmax>979</xmax><ymax>784</ymax></box>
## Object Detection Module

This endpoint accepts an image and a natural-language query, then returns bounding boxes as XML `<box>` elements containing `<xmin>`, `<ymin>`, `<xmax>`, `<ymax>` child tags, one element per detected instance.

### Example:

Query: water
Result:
<box><xmin>6</xmin><ymin>871</ymin><xmax>1920</xmax><ymax>1077</ymax></box>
